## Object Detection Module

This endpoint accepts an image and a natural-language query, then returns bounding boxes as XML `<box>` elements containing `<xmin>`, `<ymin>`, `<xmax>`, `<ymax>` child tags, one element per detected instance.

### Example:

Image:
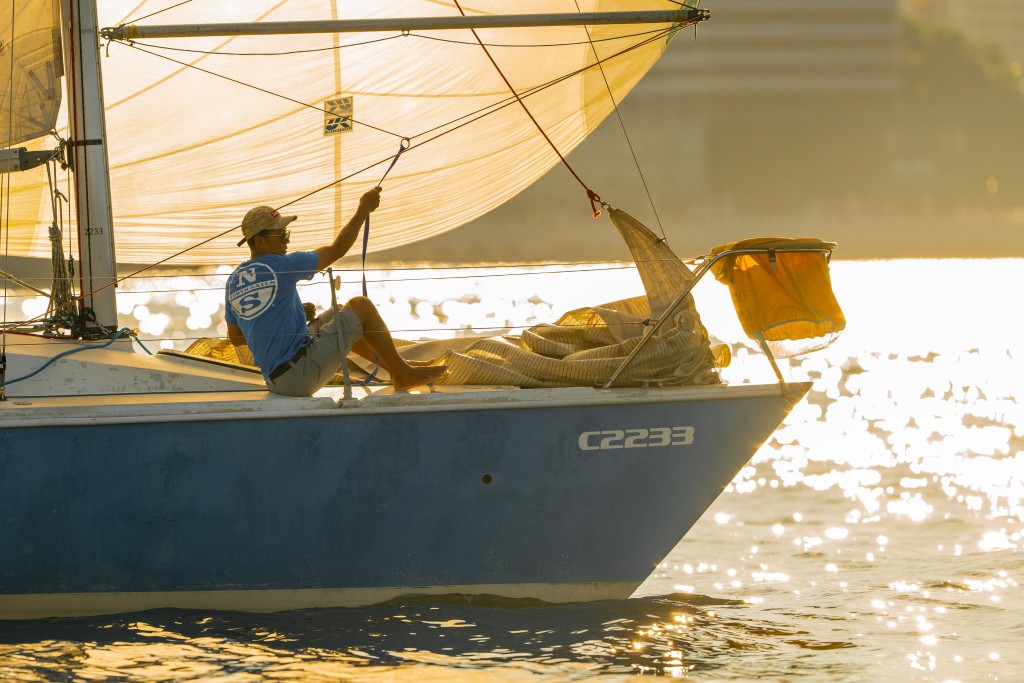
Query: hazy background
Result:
<box><xmin>388</xmin><ymin>0</ymin><xmax>1024</xmax><ymax>263</ymax></box>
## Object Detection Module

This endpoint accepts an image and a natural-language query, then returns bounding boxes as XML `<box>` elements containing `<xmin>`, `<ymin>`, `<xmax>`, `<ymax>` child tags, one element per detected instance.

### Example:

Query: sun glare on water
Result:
<box><xmin>4</xmin><ymin>258</ymin><xmax>1021</xmax><ymax>680</ymax></box>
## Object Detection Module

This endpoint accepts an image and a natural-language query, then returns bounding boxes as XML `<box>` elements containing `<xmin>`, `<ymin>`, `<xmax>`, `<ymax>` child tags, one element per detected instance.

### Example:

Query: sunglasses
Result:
<box><xmin>260</xmin><ymin>229</ymin><xmax>290</xmax><ymax>244</ymax></box>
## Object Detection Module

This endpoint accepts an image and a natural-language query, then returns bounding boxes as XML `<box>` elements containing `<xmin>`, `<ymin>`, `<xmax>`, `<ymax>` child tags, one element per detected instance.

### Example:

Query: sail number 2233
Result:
<box><xmin>578</xmin><ymin>426</ymin><xmax>694</xmax><ymax>451</ymax></box>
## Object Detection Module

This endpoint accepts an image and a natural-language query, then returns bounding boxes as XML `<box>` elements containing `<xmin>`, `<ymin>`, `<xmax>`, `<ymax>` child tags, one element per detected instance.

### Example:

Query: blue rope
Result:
<box><xmin>345</xmin><ymin>140</ymin><xmax>411</xmax><ymax>384</ymax></box>
<box><xmin>362</xmin><ymin>138</ymin><xmax>410</xmax><ymax>298</ymax></box>
<box><xmin>134</xmin><ymin>337</ymin><xmax>154</xmax><ymax>355</ymax></box>
<box><xmin>357</xmin><ymin>353</ymin><xmax>380</xmax><ymax>386</ymax></box>
<box><xmin>0</xmin><ymin>328</ymin><xmax>137</xmax><ymax>387</ymax></box>
<box><xmin>361</xmin><ymin>214</ymin><xmax>370</xmax><ymax>297</ymax></box>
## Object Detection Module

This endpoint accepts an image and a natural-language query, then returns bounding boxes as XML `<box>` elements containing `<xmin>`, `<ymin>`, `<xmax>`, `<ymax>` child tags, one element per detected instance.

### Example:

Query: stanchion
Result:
<box><xmin>326</xmin><ymin>267</ymin><xmax>353</xmax><ymax>401</ymax></box>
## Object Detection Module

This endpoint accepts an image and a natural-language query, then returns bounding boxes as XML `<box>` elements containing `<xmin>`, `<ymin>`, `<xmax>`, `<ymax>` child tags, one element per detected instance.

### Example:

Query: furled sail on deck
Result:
<box><xmin>0</xmin><ymin>0</ymin><xmax>62</xmax><ymax>148</ymax></box>
<box><xmin>2</xmin><ymin>0</ymin><xmax>686</xmax><ymax>265</ymax></box>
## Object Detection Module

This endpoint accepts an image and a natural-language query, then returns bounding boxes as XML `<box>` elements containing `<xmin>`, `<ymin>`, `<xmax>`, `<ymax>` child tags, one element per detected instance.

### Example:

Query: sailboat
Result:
<box><xmin>0</xmin><ymin>1</ymin><xmax>843</xmax><ymax>620</ymax></box>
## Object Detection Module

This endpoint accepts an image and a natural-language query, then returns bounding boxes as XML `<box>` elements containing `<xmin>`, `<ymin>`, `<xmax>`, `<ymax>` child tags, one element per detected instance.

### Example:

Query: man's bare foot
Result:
<box><xmin>391</xmin><ymin>364</ymin><xmax>447</xmax><ymax>391</ymax></box>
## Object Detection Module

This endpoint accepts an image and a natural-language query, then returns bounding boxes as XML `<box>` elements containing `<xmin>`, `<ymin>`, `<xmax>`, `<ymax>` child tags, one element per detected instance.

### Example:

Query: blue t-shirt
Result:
<box><xmin>225</xmin><ymin>251</ymin><xmax>318</xmax><ymax>378</ymax></box>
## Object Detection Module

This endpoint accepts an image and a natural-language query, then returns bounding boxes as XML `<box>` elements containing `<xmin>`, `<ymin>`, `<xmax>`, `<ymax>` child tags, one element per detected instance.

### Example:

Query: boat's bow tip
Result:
<box><xmin>781</xmin><ymin>380</ymin><xmax>813</xmax><ymax>406</ymax></box>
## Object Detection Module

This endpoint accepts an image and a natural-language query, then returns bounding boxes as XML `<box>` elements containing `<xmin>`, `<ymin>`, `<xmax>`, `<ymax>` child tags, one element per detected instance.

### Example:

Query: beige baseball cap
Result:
<box><xmin>237</xmin><ymin>205</ymin><xmax>297</xmax><ymax>247</ymax></box>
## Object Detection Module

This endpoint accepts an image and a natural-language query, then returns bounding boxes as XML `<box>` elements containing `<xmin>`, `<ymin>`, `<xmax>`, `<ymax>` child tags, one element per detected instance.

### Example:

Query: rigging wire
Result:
<box><xmin>113</xmin><ymin>41</ymin><xmax>407</xmax><ymax>140</ymax></box>
<box><xmin>110</xmin><ymin>27</ymin><xmax>673</xmax><ymax>151</ymax></box>
<box><xmin>1</xmin><ymin>0</ymin><xmax>17</xmax><ymax>398</ymax></box>
<box><xmin>122</xmin><ymin>34</ymin><xmax>370</xmax><ymax>58</ymax></box>
<box><xmin>124</xmin><ymin>0</ymin><xmax>194</xmax><ymax>26</ymax></box>
<box><xmin>0</xmin><ymin>317</ymin><xmax>655</xmax><ymax>350</ymax></box>
<box><xmin>1</xmin><ymin>172</ymin><xmax>8</xmax><ymax>400</ymax></box>
<box><xmin>406</xmin><ymin>27</ymin><xmax>671</xmax><ymax>49</ymax></box>
<box><xmin>407</xmin><ymin>30</ymin><xmax>674</xmax><ymax>141</ymax></box>
<box><xmin>110</xmin><ymin>25</ymin><xmax>673</xmax><ymax>169</ymax></box>
<box><xmin>7</xmin><ymin>249</ymin><xmax>692</xmax><ymax>334</ymax></box>
<box><xmin>573</xmin><ymin>0</ymin><xmax>667</xmax><ymax>241</ymax></box>
<box><xmin>122</xmin><ymin>34</ymin><xmax>404</xmax><ymax>57</ymax></box>
<box><xmin>123</xmin><ymin>26</ymin><xmax>671</xmax><ymax>57</ymax></box>
<box><xmin>452</xmin><ymin>0</ymin><xmax>602</xmax><ymax>218</ymax></box>
<box><xmin>1</xmin><ymin>254</ymin><xmax>695</xmax><ymax>286</ymax></box>
<box><xmin>0</xmin><ymin>263</ymin><xmax>648</xmax><ymax>296</ymax></box>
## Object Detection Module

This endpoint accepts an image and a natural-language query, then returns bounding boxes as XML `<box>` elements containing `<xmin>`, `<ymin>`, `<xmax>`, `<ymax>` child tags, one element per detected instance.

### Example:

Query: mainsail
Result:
<box><xmin>2</xmin><ymin>0</ymin><xmax>686</xmax><ymax>265</ymax></box>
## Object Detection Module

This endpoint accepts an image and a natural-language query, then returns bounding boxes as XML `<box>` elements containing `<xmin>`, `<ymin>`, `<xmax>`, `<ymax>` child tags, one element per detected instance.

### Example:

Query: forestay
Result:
<box><xmin>3</xmin><ymin>0</ymin><xmax>687</xmax><ymax>265</ymax></box>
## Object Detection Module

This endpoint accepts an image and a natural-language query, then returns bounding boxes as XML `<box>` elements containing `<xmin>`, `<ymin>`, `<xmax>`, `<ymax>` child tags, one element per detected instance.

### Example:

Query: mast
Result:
<box><xmin>60</xmin><ymin>0</ymin><xmax>118</xmax><ymax>334</ymax></box>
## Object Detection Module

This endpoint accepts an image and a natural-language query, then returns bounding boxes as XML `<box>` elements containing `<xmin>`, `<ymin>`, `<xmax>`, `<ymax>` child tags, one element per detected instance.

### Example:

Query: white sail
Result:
<box><xmin>4</xmin><ymin>0</ymin><xmax>685</xmax><ymax>265</ymax></box>
<box><xmin>0</xmin><ymin>0</ymin><xmax>62</xmax><ymax>148</ymax></box>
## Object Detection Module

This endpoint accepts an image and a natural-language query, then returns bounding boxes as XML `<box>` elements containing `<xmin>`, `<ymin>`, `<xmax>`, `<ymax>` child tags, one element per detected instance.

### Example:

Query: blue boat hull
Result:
<box><xmin>0</xmin><ymin>386</ymin><xmax>803</xmax><ymax>618</ymax></box>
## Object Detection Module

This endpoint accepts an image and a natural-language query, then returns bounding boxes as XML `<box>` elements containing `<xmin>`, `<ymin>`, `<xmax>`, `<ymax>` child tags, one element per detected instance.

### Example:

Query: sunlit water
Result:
<box><xmin>2</xmin><ymin>259</ymin><xmax>1022</xmax><ymax>682</ymax></box>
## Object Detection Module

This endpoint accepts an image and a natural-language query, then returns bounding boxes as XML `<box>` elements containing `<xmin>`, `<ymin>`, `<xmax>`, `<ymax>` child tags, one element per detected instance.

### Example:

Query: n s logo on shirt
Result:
<box><xmin>228</xmin><ymin>263</ymin><xmax>279</xmax><ymax>320</ymax></box>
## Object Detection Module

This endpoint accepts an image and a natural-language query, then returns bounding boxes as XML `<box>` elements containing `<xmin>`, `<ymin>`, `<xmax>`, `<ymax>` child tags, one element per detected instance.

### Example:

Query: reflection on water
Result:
<box><xmin>2</xmin><ymin>259</ymin><xmax>1022</xmax><ymax>681</ymax></box>
<box><xmin>0</xmin><ymin>594</ymin><xmax>857</xmax><ymax>682</ymax></box>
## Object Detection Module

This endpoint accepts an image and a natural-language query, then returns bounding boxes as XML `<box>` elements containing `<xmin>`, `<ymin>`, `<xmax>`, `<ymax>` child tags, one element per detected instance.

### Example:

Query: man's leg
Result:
<box><xmin>344</xmin><ymin>296</ymin><xmax>445</xmax><ymax>390</ymax></box>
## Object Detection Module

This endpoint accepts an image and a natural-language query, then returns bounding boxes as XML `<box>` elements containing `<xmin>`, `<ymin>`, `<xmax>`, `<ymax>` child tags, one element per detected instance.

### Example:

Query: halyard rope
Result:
<box><xmin>452</xmin><ymin>0</ymin><xmax>602</xmax><ymax>218</ymax></box>
<box><xmin>573</xmin><ymin>0</ymin><xmax>668</xmax><ymax>241</ymax></box>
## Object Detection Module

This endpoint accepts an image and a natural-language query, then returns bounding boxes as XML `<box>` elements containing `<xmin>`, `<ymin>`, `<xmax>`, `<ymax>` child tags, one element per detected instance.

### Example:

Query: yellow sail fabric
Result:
<box><xmin>5</xmin><ymin>0</ymin><xmax>684</xmax><ymax>265</ymax></box>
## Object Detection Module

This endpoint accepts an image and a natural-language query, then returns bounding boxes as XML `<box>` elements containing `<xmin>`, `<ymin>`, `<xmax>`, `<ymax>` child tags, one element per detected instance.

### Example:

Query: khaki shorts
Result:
<box><xmin>265</xmin><ymin>306</ymin><xmax>363</xmax><ymax>396</ymax></box>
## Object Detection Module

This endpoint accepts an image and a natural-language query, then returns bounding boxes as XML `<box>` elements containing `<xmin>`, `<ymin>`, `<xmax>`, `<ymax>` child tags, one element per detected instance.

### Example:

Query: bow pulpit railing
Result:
<box><xmin>604</xmin><ymin>238</ymin><xmax>844</xmax><ymax>387</ymax></box>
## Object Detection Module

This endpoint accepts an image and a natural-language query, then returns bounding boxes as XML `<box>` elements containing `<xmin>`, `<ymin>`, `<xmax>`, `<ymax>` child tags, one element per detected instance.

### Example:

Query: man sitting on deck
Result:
<box><xmin>224</xmin><ymin>187</ymin><xmax>445</xmax><ymax>396</ymax></box>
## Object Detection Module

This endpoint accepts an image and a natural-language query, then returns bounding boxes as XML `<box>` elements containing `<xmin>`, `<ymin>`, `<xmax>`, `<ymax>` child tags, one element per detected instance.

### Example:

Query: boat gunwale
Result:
<box><xmin>0</xmin><ymin>381</ymin><xmax>811</xmax><ymax>429</ymax></box>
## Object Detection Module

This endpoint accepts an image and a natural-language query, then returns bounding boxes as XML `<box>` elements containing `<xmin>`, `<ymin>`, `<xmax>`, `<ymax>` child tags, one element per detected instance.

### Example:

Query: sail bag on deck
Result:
<box><xmin>709</xmin><ymin>237</ymin><xmax>845</xmax><ymax>358</ymax></box>
<box><xmin>393</xmin><ymin>208</ymin><xmax>723</xmax><ymax>388</ymax></box>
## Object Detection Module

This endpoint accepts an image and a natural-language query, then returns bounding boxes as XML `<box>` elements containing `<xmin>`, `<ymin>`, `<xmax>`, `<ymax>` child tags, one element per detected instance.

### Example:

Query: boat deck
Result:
<box><xmin>0</xmin><ymin>381</ymin><xmax>809</xmax><ymax>427</ymax></box>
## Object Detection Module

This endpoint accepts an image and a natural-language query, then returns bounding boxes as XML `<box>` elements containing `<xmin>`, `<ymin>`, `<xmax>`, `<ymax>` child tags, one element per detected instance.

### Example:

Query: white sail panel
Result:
<box><xmin>0</xmin><ymin>0</ymin><xmax>62</xmax><ymax>148</ymax></box>
<box><xmin>5</xmin><ymin>0</ymin><xmax>681</xmax><ymax>265</ymax></box>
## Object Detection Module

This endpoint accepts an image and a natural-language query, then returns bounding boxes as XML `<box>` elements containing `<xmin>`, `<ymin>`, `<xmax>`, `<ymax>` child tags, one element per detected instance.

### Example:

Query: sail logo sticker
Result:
<box><xmin>228</xmin><ymin>263</ymin><xmax>279</xmax><ymax>320</ymax></box>
<box><xmin>324</xmin><ymin>96</ymin><xmax>353</xmax><ymax>135</ymax></box>
<box><xmin>578</xmin><ymin>427</ymin><xmax>694</xmax><ymax>451</ymax></box>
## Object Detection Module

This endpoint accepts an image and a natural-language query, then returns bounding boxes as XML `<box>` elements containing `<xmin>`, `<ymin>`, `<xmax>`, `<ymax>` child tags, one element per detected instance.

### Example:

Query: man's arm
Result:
<box><xmin>227</xmin><ymin>323</ymin><xmax>247</xmax><ymax>349</ymax></box>
<box><xmin>315</xmin><ymin>187</ymin><xmax>382</xmax><ymax>271</ymax></box>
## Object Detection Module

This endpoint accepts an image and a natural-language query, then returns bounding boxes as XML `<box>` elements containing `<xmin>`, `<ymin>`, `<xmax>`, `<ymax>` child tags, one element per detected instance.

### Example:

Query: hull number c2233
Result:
<box><xmin>577</xmin><ymin>427</ymin><xmax>695</xmax><ymax>451</ymax></box>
